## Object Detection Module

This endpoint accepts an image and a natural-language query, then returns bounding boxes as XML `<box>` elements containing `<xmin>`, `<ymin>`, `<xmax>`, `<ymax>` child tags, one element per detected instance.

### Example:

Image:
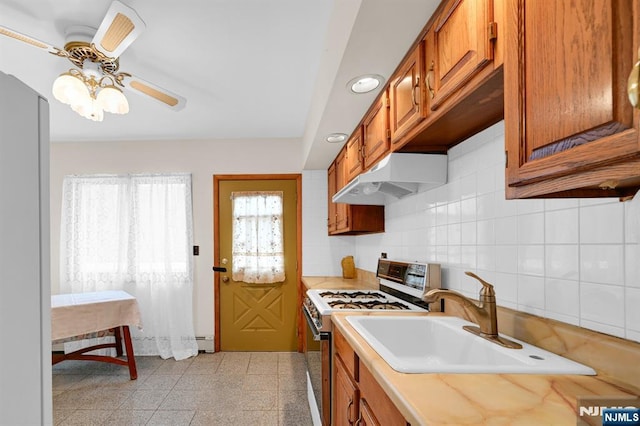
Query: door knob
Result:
<box><xmin>222</xmin><ymin>276</ymin><xmax>229</xmax><ymax>283</ymax></box>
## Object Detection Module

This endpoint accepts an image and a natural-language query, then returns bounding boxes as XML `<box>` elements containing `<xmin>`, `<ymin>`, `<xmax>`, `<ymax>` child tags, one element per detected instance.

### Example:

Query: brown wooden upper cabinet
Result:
<box><xmin>327</xmin><ymin>161</ymin><xmax>337</xmax><ymax>234</ymax></box>
<box><xmin>504</xmin><ymin>0</ymin><xmax>640</xmax><ymax>199</ymax></box>
<box><xmin>345</xmin><ymin>127</ymin><xmax>364</xmax><ymax>183</ymax></box>
<box><xmin>362</xmin><ymin>89</ymin><xmax>391</xmax><ymax>169</ymax></box>
<box><xmin>389</xmin><ymin>42</ymin><xmax>427</xmax><ymax>148</ymax></box>
<box><xmin>426</xmin><ymin>0</ymin><xmax>496</xmax><ymax>111</ymax></box>
<box><xmin>327</xmin><ymin>146</ymin><xmax>385</xmax><ymax>236</ymax></box>
<box><xmin>334</xmin><ymin>148</ymin><xmax>349</xmax><ymax>231</ymax></box>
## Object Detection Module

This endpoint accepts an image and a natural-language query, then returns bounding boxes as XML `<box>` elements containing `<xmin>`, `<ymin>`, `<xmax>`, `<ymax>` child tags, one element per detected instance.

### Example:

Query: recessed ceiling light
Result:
<box><xmin>326</xmin><ymin>133</ymin><xmax>348</xmax><ymax>143</ymax></box>
<box><xmin>347</xmin><ymin>74</ymin><xmax>385</xmax><ymax>94</ymax></box>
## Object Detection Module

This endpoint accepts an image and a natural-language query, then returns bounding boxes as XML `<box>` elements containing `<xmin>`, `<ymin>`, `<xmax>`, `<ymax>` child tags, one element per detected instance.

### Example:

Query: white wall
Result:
<box><xmin>50</xmin><ymin>138</ymin><xmax>301</xmax><ymax>339</ymax></box>
<box><xmin>348</xmin><ymin>122</ymin><xmax>640</xmax><ymax>343</ymax></box>
<box><xmin>301</xmin><ymin>170</ymin><xmax>356</xmax><ymax>276</ymax></box>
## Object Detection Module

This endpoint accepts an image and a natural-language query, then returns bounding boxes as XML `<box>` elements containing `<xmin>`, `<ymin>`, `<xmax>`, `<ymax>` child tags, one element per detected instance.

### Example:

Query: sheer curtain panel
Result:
<box><xmin>231</xmin><ymin>191</ymin><xmax>285</xmax><ymax>284</ymax></box>
<box><xmin>59</xmin><ymin>173</ymin><xmax>198</xmax><ymax>360</ymax></box>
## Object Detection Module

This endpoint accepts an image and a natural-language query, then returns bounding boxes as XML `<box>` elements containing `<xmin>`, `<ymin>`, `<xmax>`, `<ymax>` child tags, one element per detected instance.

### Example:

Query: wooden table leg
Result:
<box><xmin>113</xmin><ymin>327</ymin><xmax>123</xmax><ymax>357</ymax></box>
<box><xmin>121</xmin><ymin>325</ymin><xmax>138</xmax><ymax>380</ymax></box>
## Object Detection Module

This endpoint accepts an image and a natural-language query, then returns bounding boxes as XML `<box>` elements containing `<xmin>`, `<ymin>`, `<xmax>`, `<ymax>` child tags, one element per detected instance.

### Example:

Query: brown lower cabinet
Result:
<box><xmin>333</xmin><ymin>328</ymin><xmax>408</xmax><ymax>425</ymax></box>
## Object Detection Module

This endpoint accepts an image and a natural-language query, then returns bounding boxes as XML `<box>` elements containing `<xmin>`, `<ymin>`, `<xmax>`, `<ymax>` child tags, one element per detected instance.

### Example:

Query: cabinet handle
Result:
<box><xmin>355</xmin><ymin>414</ymin><xmax>363</xmax><ymax>426</ymax></box>
<box><xmin>411</xmin><ymin>76</ymin><xmax>420</xmax><ymax>106</ymax></box>
<box><xmin>628</xmin><ymin>47</ymin><xmax>640</xmax><ymax>108</ymax></box>
<box><xmin>426</xmin><ymin>61</ymin><xmax>435</xmax><ymax>100</ymax></box>
<box><xmin>347</xmin><ymin>397</ymin><xmax>354</xmax><ymax>425</ymax></box>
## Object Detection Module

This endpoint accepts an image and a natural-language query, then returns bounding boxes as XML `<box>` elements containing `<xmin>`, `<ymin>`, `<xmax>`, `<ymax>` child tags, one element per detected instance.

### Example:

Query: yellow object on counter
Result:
<box><xmin>341</xmin><ymin>255</ymin><xmax>356</xmax><ymax>279</ymax></box>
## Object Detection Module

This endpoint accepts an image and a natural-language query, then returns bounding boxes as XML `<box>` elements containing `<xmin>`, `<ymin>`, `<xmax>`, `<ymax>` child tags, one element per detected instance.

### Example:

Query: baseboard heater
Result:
<box><xmin>196</xmin><ymin>336</ymin><xmax>215</xmax><ymax>353</ymax></box>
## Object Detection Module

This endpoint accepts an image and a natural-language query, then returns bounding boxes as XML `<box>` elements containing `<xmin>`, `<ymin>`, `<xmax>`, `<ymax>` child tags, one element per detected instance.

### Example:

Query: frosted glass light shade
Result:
<box><xmin>71</xmin><ymin>98</ymin><xmax>104</xmax><ymax>122</ymax></box>
<box><xmin>97</xmin><ymin>86</ymin><xmax>129</xmax><ymax>114</ymax></box>
<box><xmin>52</xmin><ymin>73</ymin><xmax>90</xmax><ymax>106</ymax></box>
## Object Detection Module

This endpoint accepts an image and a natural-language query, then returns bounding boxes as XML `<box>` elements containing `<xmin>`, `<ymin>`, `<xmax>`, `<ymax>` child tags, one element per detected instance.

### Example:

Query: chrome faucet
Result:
<box><xmin>422</xmin><ymin>271</ymin><xmax>522</xmax><ymax>349</ymax></box>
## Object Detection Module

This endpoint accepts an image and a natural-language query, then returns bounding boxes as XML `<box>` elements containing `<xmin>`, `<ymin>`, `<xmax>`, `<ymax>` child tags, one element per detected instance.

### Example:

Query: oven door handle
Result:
<box><xmin>303</xmin><ymin>305</ymin><xmax>329</xmax><ymax>341</ymax></box>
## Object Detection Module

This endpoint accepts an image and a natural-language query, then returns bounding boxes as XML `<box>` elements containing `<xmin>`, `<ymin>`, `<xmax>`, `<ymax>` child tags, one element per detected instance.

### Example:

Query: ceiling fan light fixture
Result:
<box><xmin>52</xmin><ymin>72</ymin><xmax>90</xmax><ymax>105</ymax></box>
<box><xmin>51</xmin><ymin>67</ymin><xmax>130</xmax><ymax>121</ymax></box>
<box><xmin>97</xmin><ymin>85</ymin><xmax>129</xmax><ymax>114</ymax></box>
<box><xmin>1</xmin><ymin>1</ymin><xmax>187</xmax><ymax>118</ymax></box>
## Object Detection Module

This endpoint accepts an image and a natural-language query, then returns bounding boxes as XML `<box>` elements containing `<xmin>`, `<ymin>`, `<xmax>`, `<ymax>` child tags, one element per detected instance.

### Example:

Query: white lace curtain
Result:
<box><xmin>59</xmin><ymin>173</ymin><xmax>198</xmax><ymax>360</ymax></box>
<box><xmin>231</xmin><ymin>191</ymin><xmax>285</xmax><ymax>284</ymax></box>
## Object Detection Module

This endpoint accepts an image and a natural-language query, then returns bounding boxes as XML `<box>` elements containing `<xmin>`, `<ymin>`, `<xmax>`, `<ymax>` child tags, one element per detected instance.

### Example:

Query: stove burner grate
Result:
<box><xmin>318</xmin><ymin>291</ymin><xmax>386</xmax><ymax>300</ymax></box>
<box><xmin>365</xmin><ymin>300</ymin><xmax>409</xmax><ymax>310</ymax></box>
<box><xmin>327</xmin><ymin>301</ymin><xmax>365</xmax><ymax>309</ymax></box>
<box><xmin>327</xmin><ymin>300</ymin><xmax>411</xmax><ymax>310</ymax></box>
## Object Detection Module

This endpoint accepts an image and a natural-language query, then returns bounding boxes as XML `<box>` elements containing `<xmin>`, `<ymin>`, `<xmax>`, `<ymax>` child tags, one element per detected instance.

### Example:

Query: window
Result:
<box><xmin>59</xmin><ymin>173</ymin><xmax>197</xmax><ymax>359</ymax></box>
<box><xmin>231</xmin><ymin>191</ymin><xmax>285</xmax><ymax>284</ymax></box>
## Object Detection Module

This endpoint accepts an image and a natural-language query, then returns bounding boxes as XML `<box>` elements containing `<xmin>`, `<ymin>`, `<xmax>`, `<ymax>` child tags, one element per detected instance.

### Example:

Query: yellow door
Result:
<box><xmin>216</xmin><ymin>177</ymin><xmax>299</xmax><ymax>351</ymax></box>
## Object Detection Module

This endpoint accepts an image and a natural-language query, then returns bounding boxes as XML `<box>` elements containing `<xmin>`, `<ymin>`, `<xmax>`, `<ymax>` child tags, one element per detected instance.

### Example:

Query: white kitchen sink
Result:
<box><xmin>346</xmin><ymin>316</ymin><xmax>596</xmax><ymax>375</ymax></box>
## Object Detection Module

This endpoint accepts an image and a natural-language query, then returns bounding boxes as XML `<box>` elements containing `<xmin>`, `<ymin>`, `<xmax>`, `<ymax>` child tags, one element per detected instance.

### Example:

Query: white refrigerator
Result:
<box><xmin>0</xmin><ymin>70</ymin><xmax>52</xmax><ymax>425</ymax></box>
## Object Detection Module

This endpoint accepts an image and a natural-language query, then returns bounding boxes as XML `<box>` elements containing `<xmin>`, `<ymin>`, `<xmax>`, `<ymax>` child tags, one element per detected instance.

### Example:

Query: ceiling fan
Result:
<box><xmin>0</xmin><ymin>0</ymin><xmax>186</xmax><ymax>121</ymax></box>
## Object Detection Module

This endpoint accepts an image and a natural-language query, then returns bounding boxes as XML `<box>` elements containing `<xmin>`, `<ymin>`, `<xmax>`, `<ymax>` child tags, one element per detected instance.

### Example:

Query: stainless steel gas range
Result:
<box><xmin>302</xmin><ymin>258</ymin><xmax>441</xmax><ymax>426</ymax></box>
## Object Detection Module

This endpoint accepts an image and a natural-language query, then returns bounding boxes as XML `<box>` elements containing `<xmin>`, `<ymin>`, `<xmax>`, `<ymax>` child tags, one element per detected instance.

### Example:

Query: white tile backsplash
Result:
<box><xmin>517</xmin><ymin>213</ymin><xmax>544</xmax><ymax>245</ymax></box>
<box><xmin>580</xmin><ymin>203</ymin><xmax>624</xmax><ymax>244</ymax></box>
<box><xmin>460</xmin><ymin>197</ymin><xmax>477</xmax><ymax>223</ymax></box>
<box><xmin>495</xmin><ymin>245</ymin><xmax>518</xmax><ymax>274</ymax></box>
<box><xmin>460</xmin><ymin>221</ymin><xmax>477</xmax><ymax>245</ymax></box>
<box><xmin>476</xmin><ymin>245</ymin><xmax>496</xmax><ymax>271</ymax></box>
<box><xmin>580</xmin><ymin>245</ymin><xmax>625</xmax><ymax>285</ymax></box>
<box><xmin>545</xmin><ymin>278</ymin><xmax>580</xmax><ymax>321</ymax></box>
<box><xmin>545</xmin><ymin>245</ymin><xmax>579</xmax><ymax>280</ymax></box>
<box><xmin>580</xmin><ymin>281</ymin><xmax>625</xmax><ymax>329</ymax></box>
<box><xmin>518</xmin><ymin>245</ymin><xmax>545</xmax><ymax>276</ymax></box>
<box><xmin>447</xmin><ymin>223</ymin><xmax>461</xmax><ymax>245</ymax></box>
<box><xmin>494</xmin><ymin>216</ymin><xmax>517</xmax><ymax>245</ymax></box>
<box><xmin>476</xmin><ymin>219</ymin><xmax>495</xmax><ymax>245</ymax></box>
<box><xmin>303</xmin><ymin>121</ymin><xmax>640</xmax><ymax>344</ymax></box>
<box><xmin>545</xmin><ymin>209</ymin><xmax>579</xmax><ymax>244</ymax></box>
<box><xmin>625</xmin><ymin>244</ymin><xmax>640</xmax><ymax>288</ymax></box>
<box><xmin>517</xmin><ymin>275</ymin><xmax>545</xmax><ymax>312</ymax></box>
<box><xmin>625</xmin><ymin>287</ymin><xmax>640</xmax><ymax>332</ymax></box>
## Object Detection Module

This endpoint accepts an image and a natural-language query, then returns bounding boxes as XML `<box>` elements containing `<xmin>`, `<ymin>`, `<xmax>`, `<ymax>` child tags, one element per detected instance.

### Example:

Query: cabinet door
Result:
<box><xmin>363</xmin><ymin>91</ymin><xmax>390</xmax><ymax>169</ymax></box>
<box><xmin>358</xmin><ymin>398</ymin><xmax>381</xmax><ymax>426</ymax></box>
<box><xmin>428</xmin><ymin>0</ymin><xmax>495</xmax><ymax>110</ymax></box>
<box><xmin>504</xmin><ymin>0</ymin><xmax>639</xmax><ymax>198</ymax></box>
<box><xmin>359</xmin><ymin>363</ymin><xmax>407</xmax><ymax>425</ymax></box>
<box><xmin>345</xmin><ymin>128</ymin><xmax>364</xmax><ymax>183</ymax></box>
<box><xmin>333</xmin><ymin>354</ymin><xmax>359</xmax><ymax>426</ymax></box>
<box><xmin>389</xmin><ymin>43</ymin><xmax>426</xmax><ymax>148</ymax></box>
<box><xmin>327</xmin><ymin>162</ymin><xmax>337</xmax><ymax>234</ymax></box>
<box><xmin>334</xmin><ymin>149</ymin><xmax>349</xmax><ymax>231</ymax></box>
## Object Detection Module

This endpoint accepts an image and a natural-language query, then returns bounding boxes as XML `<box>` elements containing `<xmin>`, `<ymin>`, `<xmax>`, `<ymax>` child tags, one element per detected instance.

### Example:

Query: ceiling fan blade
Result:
<box><xmin>0</xmin><ymin>25</ymin><xmax>62</xmax><ymax>55</ymax></box>
<box><xmin>122</xmin><ymin>75</ymin><xmax>186</xmax><ymax>111</ymax></box>
<box><xmin>91</xmin><ymin>0</ymin><xmax>145</xmax><ymax>58</ymax></box>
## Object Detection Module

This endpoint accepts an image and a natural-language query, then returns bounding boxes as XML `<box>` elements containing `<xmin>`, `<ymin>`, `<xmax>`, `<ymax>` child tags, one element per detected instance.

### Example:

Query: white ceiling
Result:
<box><xmin>0</xmin><ymin>0</ymin><xmax>438</xmax><ymax>169</ymax></box>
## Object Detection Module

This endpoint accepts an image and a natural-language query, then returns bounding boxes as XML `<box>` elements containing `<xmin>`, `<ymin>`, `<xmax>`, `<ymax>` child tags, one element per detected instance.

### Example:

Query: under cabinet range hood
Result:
<box><xmin>332</xmin><ymin>153</ymin><xmax>447</xmax><ymax>205</ymax></box>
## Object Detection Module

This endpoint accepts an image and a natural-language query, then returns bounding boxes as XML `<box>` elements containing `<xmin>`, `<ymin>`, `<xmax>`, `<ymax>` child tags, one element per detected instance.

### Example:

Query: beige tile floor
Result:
<box><xmin>52</xmin><ymin>352</ymin><xmax>313</xmax><ymax>425</ymax></box>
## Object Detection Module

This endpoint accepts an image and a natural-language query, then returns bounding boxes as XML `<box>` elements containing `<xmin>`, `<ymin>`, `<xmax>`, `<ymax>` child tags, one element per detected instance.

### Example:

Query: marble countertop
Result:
<box><xmin>331</xmin><ymin>311</ymin><xmax>639</xmax><ymax>425</ymax></box>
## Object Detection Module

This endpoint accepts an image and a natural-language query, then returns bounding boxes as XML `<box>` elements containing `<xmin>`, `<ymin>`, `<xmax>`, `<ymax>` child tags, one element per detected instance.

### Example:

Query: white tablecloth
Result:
<box><xmin>51</xmin><ymin>290</ymin><xmax>142</xmax><ymax>341</ymax></box>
